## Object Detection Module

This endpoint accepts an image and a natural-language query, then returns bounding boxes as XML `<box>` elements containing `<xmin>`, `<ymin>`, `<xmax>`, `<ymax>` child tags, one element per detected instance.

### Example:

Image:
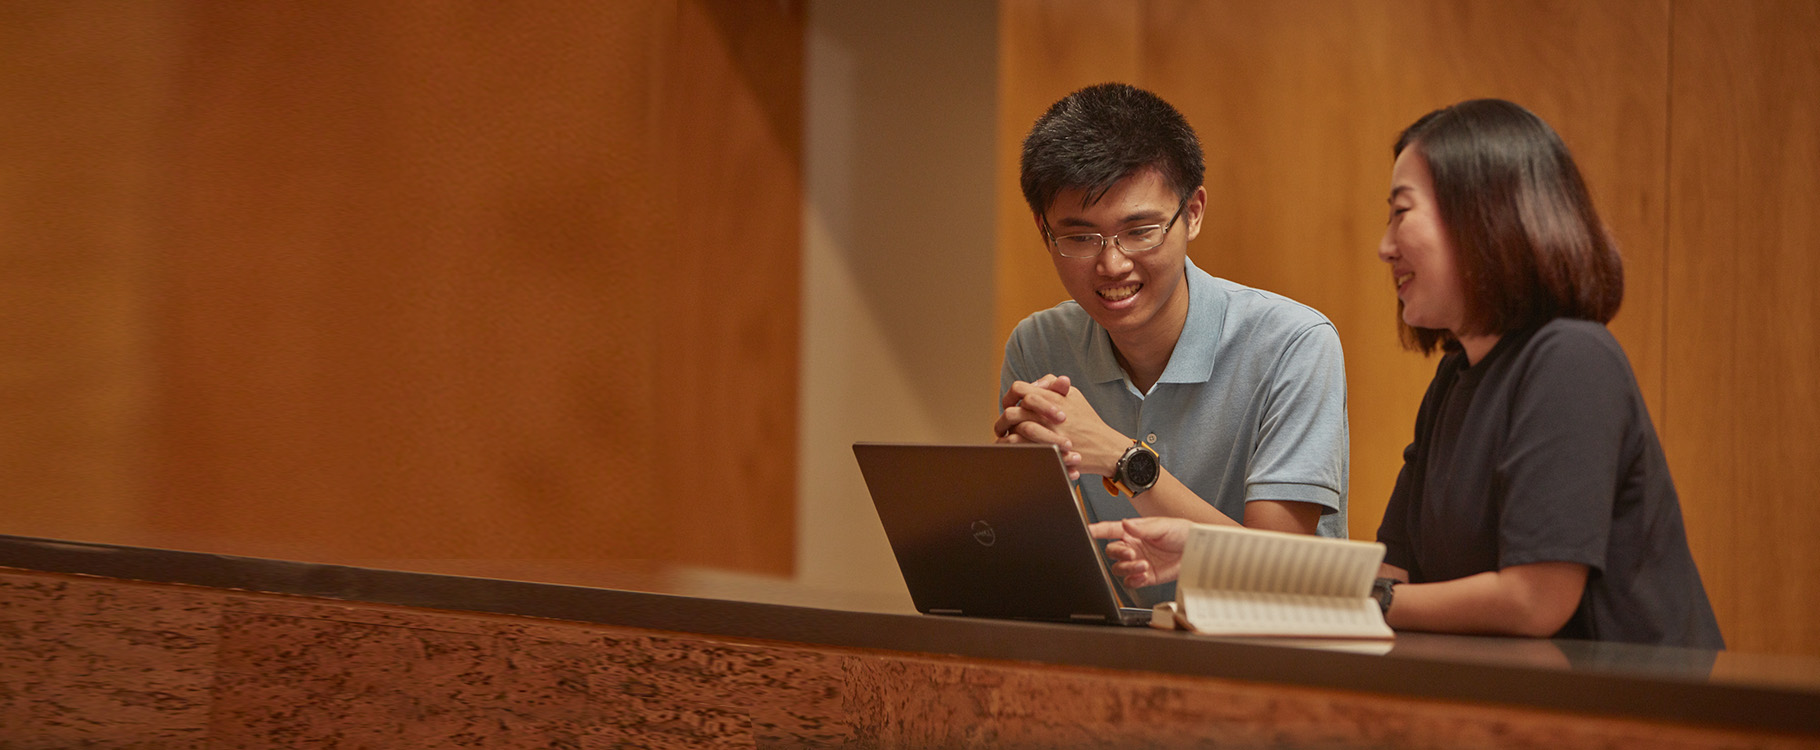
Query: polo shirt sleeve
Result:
<box><xmin>1244</xmin><ymin>321</ymin><xmax>1347</xmax><ymax>513</ymax></box>
<box><xmin>1496</xmin><ymin>325</ymin><xmax>1628</xmax><ymax>572</ymax></box>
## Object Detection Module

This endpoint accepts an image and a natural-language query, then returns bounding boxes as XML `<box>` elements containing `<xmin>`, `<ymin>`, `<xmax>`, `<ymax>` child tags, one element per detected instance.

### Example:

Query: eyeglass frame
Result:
<box><xmin>1041</xmin><ymin>194</ymin><xmax>1192</xmax><ymax>259</ymax></box>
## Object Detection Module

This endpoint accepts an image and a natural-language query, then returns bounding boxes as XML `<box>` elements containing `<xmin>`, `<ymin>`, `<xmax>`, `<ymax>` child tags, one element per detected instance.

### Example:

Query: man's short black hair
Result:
<box><xmin>1019</xmin><ymin>83</ymin><xmax>1205</xmax><ymax>217</ymax></box>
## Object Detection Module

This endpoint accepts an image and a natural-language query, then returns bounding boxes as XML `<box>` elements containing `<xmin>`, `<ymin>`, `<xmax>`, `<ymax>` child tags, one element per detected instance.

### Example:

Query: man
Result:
<box><xmin>994</xmin><ymin>83</ymin><xmax>1348</xmax><ymax>604</ymax></box>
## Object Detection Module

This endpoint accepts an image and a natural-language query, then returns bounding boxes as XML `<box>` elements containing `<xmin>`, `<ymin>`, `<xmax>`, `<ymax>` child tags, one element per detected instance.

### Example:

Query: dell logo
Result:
<box><xmin>971</xmin><ymin>520</ymin><xmax>996</xmax><ymax>547</ymax></box>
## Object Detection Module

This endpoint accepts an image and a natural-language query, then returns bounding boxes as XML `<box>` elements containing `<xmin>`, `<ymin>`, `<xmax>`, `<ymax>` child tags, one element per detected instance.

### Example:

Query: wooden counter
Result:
<box><xmin>2</xmin><ymin>533</ymin><xmax>1816</xmax><ymax>747</ymax></box>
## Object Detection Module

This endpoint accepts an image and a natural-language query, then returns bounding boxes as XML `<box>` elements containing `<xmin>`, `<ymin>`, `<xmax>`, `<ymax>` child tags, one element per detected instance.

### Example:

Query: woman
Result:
<box><xmin>1092</xmin><ymin>99</ymin><xmax>1723</xmax><ymax>648</ymax></box>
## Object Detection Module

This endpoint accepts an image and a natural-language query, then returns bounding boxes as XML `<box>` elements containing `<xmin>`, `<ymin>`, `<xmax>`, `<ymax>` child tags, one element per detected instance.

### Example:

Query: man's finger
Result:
<box><xmin>1012</xmin><ymin>421</ymin><xmax>1064</xmax><ymax>445</ymax></box>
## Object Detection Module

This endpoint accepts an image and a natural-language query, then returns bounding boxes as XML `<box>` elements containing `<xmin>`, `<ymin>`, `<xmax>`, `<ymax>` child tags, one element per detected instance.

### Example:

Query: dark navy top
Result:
<box><xmin>1377</xmin><ymin>319</ymin><xmax>1723</xmax><ymax>648</ymax></box>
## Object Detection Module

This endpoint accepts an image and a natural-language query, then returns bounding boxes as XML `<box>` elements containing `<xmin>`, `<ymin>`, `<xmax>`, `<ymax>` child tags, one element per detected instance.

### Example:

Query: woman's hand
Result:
<box><xmin>1088</xmin><ymin>516</ymin><xmax>1194</xmax><ymax>588</ymax></box>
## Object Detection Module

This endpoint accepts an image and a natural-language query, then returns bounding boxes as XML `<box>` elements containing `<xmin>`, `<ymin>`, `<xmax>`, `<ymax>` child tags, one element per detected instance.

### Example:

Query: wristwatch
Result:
<box><xmin>1370</xmin><ymin>577</ymin><xmax>1399</xmax><ymax>617</ymax></box>
<box><xmin>1102</xmin><ymin>440</ymin><xmax>1160</xmax><ymax>498</ymax></box>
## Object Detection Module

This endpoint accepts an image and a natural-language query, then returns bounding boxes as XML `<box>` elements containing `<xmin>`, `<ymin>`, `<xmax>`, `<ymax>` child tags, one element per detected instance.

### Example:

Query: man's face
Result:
<box><xmin>1039</xmin><ymin>168</ymin><xmax>1204</xmax><ymax>345</ymax></box>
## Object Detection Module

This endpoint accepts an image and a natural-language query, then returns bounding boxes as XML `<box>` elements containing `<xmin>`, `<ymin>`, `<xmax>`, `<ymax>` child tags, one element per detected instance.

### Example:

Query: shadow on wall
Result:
<box><xmin>807</xmin><ymin>1</ymin><xmax>999</xmax><ymax>437</ymax></box>
<box><xmin>794</xmin><ymin>1</ymin><xmax>998</xmax><ymax>600</ymax></box>
<box><xmin>694</xmin><ymin>0</ymin><xmax>804</xmax><ymax>149</ymax></box>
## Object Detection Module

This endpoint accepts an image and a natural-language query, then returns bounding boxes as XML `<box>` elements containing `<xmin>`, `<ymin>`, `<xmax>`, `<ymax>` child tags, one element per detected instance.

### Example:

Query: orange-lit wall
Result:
<box><xmin>2</xmin><ymin>1</ymin><xmax>801</xmax><ymax>575</ymax></box>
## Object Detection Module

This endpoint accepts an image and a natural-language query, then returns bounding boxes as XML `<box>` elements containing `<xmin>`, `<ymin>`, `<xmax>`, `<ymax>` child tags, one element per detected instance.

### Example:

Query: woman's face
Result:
<box><xmin>1378</xmin><ymin>148</ymin><xmax>1469</xmax><ymax>335</ymax></box>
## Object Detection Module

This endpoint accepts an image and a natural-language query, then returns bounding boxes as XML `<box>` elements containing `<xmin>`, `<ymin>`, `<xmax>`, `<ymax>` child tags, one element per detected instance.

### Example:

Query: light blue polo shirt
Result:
<box><xmin>1001</xmin><ymin>259</ymin><xmax>1349</xmax><ymax>602</ymax></box>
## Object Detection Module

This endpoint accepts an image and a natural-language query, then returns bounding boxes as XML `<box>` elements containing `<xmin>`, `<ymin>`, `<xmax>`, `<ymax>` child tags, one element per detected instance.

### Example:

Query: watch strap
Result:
<box><xmin>1101</xmin><ymin>440</ymin><xmax>1159</xmax><ymax>498</ymax></box>
<box><xmin>1371</xmin><ymin>577</ymin><xmax>1399</xmax><ymax>617</ymax></box>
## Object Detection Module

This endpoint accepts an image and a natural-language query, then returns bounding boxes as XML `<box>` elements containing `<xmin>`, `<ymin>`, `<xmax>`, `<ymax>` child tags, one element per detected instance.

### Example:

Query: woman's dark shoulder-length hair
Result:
<box><xmin>1393</xmin><ymin>99</ymin><xmax>1624</xmax><ymax>354</ymax></box>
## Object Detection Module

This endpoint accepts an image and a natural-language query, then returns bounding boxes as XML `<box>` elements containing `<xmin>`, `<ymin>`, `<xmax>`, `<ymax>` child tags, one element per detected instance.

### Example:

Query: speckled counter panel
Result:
<box><xmin>3</xmin><ymin>568</ymin><xmax>1815</xmax><ymax>749</ymax></box>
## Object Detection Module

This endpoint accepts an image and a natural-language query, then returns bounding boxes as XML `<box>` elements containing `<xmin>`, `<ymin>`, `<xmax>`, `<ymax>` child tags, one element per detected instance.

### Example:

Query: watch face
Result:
<box><xmin>1125</xmin><ymin>446</ymin><xmax>1160</xmax><ymax>488</ymax></box>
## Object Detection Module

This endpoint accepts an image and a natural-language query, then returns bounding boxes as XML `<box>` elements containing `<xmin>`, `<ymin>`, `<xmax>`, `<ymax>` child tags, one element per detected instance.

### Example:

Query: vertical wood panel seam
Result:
<box><xmin>1660</xmin><ymin>0</ymin><xmax>1676</xmax><ymax>439</ymax></box>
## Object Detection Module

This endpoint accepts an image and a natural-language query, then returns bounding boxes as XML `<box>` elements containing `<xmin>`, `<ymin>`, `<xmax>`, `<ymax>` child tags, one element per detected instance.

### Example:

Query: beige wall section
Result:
<box><xmin>1664</xmin><ymin>0</ymin><xmax>1820</xmax><ymax>658</ymax></box>
<box><xmin>795</xmin><ymin>1</ymin><xmax>999</xmax><ymax>606</ymax></box>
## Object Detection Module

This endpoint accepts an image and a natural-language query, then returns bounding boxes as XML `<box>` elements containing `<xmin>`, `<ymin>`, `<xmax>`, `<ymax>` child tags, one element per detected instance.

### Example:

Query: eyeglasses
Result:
<box><xmin>1044</xmin><ymin>196</ymin><xmax>1189</xmax><ymax>259</ymax></box>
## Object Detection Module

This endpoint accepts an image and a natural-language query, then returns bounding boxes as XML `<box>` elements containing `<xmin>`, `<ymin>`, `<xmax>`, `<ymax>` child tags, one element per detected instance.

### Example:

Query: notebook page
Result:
<box><xmin>1177</xmin><ymin>590</ymin><xmax>1394</xmax><ymax>638</ymax></box>
<box><xmin>1179</xmin><ymin>524</ymin><xmax>1383</xmax><ymax>597</ymax></box>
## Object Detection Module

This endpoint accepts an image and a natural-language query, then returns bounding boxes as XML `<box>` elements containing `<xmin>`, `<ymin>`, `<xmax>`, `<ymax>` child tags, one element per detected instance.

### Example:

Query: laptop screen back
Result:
<box><xmin>852</xmin><ymin>442</ymin><xmax>1139</xmax><ymax>624</ymax></box>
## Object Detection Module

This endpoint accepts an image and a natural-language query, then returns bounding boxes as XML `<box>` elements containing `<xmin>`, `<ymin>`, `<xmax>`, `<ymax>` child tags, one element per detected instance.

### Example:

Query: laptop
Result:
<box><xmin>852</xmin><ymin>442</ymin><xmax>1151</xmax><ymax>626</ymax></box>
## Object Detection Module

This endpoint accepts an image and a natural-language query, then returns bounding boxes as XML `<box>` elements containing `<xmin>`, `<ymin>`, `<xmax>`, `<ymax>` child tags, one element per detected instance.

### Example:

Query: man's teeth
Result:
<box><xmin>1100</xmin><ymin>284</ymin><xmax>1139</xmax><ymax>301</ymax></box>
<box><xmin>1396</xmin><ymin>273</ymin><xmax>1414</xmax><ymax>287</ymax></box>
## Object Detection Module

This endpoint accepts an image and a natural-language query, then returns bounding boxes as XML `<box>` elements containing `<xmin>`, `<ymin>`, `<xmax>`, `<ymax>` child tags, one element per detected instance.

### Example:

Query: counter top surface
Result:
<box><xmin>2</xmin><ymin>532</ymin><xmax>1815</xmax><ymax>735</ymax></box>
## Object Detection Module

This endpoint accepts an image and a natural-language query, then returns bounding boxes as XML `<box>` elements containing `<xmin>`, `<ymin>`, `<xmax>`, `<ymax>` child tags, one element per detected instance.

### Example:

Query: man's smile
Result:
<box><xmin>1099</xmin><ymin>283</ymin><xmax>1141</xmax><ymax>301</ymax></box>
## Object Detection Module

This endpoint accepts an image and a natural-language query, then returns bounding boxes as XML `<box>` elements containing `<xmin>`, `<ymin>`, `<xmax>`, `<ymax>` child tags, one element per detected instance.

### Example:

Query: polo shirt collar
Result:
<box><xmin>1084</xmin><ymin>257</ymin><xmax>1227</xmax><ymax>386</ymax></box>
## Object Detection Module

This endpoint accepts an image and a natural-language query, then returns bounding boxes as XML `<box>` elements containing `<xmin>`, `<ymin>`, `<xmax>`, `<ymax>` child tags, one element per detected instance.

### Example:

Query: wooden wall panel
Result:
<box><xmin>149</xmin><ymin>0</ymin><xmax>800</xmax><ymax>573</ymax></box>
<box><xmin>648</xmin><ymin>1</ymin><xmax>803</xmax><ymax>574</ymax></box>
<box><xmin>0</xmin><ymin>2</ymin><xmax>175</xmax><ymax>544</ymax></box>
<box><xmin>1664</xmin><ymin>0</ymin><xmax>1820</xmax><ymax>655</ymax></box>
<box><xmin>3</xmin><ymin>1</ymin><xmax>801</xmax><ymax>577</ymax></box>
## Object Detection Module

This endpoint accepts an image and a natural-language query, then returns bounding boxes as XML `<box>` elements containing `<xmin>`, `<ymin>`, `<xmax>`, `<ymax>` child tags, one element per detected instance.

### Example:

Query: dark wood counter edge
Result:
<box><xmin>1</xmin><ymin>534</ymin><xmax>1813</xmax><ymax>736</ymax></box>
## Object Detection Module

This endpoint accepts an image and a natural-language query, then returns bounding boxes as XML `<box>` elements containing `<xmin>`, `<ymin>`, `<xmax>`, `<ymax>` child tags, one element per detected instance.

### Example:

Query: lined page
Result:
<box><xmin>1177</xmin><ymin>589</ymin><xmax>1394</xmax><ymax>638</ymax></box>
<box><xmin>1179</xmin><ymin>524</ymin><xmax>1384</xmax><ymax>598</ymax></box>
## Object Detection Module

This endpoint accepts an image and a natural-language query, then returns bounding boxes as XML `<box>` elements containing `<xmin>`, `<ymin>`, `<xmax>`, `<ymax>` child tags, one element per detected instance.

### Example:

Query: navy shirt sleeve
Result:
<box><xmin>1377</xmin><ymin>353</ymin><xmax>1455</xmax><ymax>577</ymax></box>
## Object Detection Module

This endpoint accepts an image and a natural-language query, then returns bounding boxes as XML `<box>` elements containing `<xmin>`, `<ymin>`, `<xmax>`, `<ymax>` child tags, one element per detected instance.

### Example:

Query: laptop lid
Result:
<box><xmin>852</xmin><ymin>442</ymin><xmax>1148</xmax><ymax>626</ymax></box>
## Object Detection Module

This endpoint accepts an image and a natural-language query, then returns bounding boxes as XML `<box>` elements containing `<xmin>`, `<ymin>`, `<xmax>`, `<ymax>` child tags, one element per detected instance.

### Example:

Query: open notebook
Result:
<box><xmin>1161</xmin><ymin>523</ymin><xmax>1394</xmax><ymax>641</ymax></box>
<box><xmin>852</xmin><ymin>442</ymin><xmax>1150</xmax><ymax>626</ymax></box>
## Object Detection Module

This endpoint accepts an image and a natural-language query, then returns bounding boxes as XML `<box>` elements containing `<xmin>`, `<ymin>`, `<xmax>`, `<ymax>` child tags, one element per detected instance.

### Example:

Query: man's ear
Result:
<box><xmin>1183</xmin><ymin>186</ymin><xmax>1208</xmax><ymax>242</ymax></box>
<box><xmin>1032</xmin><ymin>212</ymin><xmax>1050</xmax><ymax>244</ymax></box>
